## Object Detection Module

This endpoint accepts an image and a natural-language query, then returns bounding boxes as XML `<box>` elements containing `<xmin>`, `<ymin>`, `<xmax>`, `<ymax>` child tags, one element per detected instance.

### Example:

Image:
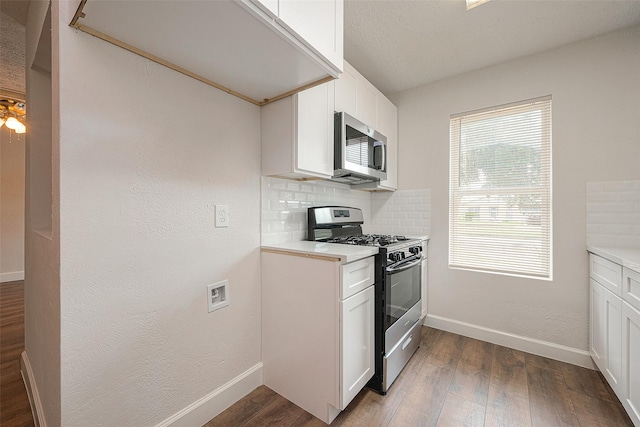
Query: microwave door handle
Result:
<box><xmin>381</xmin><ymin>143</ymin><xmax>387</xmax><ymax>172</ymax></box>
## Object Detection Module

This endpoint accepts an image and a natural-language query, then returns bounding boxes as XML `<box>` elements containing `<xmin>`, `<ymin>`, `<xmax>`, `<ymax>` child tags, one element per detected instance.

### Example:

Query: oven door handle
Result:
<box><xmin>386</xmin><ymin>257</ymin><xmax>422</xmax><ymax>273</ymax></box>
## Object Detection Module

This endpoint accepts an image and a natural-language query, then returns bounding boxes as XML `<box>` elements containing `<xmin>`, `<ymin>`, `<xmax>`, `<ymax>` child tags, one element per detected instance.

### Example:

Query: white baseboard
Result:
<box><xmin>155</xmin><ymin>363</ymin><xmax>263</xmax><ymax>427</ymax></box>
<box><xmin>21</xmin><ymin>351</ymin><xmax>45</xmax><ymax>427</ymax></box>
<box><xmin>1</xmin><ymin>271</ymin><xmax>24</xmax><ymax>283</ymax></box>
<box><xmin>424</xmin><ymin>314</ymin><xmax>595</xmax><ymax>369</ymax></box>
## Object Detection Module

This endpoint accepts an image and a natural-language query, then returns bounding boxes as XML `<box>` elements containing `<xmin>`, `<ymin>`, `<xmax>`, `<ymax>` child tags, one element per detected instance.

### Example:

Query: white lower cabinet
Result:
<box><xmin>590</xmin><ymin>279</ymin><xmax>606</xmax><ymax>368</ymax></box>
<box><xmin>590</xmin><ymin>279</ymin><xmax>623</xmax><ymax>394</ymax></box>
<box><xmin>262</xmin><ymin>250</ymin><xmax>375</xmax><ymax>424</ymax></box>
<box><xmin>622</xmin><ymin>301</ymin><xmax>640</xmax><ymax>426</ymax></box>
<box><xmin>340</xmin><ymin>286</ymin><xmax>374</xmax><ymax>409</ymax></box>
<box><xmin>589</xmin><ymin>251</ymin><xmax>640</xmax><ymax>426</ymax></box>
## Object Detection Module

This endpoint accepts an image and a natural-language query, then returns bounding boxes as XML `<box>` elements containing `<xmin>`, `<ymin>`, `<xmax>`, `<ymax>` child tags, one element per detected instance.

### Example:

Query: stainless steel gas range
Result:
<box><xmin>308</xmin><ymin>206</ymin><xmax>423</xmax><ymax>394</ymax></box>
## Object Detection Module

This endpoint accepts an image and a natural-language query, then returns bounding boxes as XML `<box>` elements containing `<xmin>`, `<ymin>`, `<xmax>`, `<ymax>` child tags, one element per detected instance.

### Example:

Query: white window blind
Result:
<box><xmin>449</xmin><ymin>96</ymin><xmax>552</xmax><ymax>279</ymax></box>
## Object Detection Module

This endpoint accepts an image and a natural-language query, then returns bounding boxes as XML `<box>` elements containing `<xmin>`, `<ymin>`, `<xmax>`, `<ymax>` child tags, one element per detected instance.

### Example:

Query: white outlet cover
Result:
<box><xmin>215</xmin><ymin>204</ymin><xmax>229</xmax><ymax>228</ymax></box>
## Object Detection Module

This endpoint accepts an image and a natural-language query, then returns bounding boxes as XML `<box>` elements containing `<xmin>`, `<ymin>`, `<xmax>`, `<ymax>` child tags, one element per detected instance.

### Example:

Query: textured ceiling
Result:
<box><xmin>0</xmin><ymin>2</ymin><xmax>27</xmax><ymax>95</ymax></box>
<box><xmin>3</xmin><ymin>1</ymin><xmax>640</xmax><ymax>99</ymax></box>
<box><xmin>344</xmin><ymin>0</ymin><xmax>640</xmax><ymax>96</ymax></box>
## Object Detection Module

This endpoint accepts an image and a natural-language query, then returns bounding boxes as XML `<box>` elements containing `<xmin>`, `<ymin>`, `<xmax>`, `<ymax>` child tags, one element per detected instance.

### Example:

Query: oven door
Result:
<box><xmin>384</xmin><ymin>256</ymin><xmax>422</xmax><ymax>351</ymax></box>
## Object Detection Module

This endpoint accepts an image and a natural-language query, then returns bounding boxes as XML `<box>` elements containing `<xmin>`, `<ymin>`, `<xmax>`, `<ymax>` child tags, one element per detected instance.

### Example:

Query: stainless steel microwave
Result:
<box><xmin>332</xmin><ymin>112</ymin><xmax>387</xmax><ymax>184</ymax></box>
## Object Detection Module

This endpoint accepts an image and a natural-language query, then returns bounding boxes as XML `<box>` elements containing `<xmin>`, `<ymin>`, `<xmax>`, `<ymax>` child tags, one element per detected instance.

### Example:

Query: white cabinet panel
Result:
<box><xmin>278</xmin><ymin>0</ymin><xmax>343</xmax><ymax>72</ymax></box>
<box><xmin>335</xmin><ymin>60</ymin><xmax>377</xmax><ymax>127</ymax></box>
<box><xmin>376</xmin><ymin>95</ymin><xmax>398</xmax><ymax>191</ymax></box>
<box><xmin>590</xmin><ymin>278</ymin><xmax>623</xmax><ymax>396</ymax></box>
<box><xmin>590</xmin><ymin>279</ymin><xmax>605</xmax><ymax>369</ymax></box>
<box><xmin>603</xmin><ymin>285</ymin><xmax>624</xmax><ymax>395</ymax></box>
<box><xmin>341</xmin><ymin>256</ymin><xmax>375</xmax><ymax>299</ymax></box>
<box><xmin>622</xmin><ymin>301</ymin><xmax>640</xmax><ymax>426</ymax></box>
<box><xmin>296</xmin><ymin>83</ymin><xmax>335</xmax><ymax>177</ymax></box>
<box><xmin>421</xmin><ymin>240</ymin><xmax>429</xmax><ymax>319</ymax></box>
<box><xmin>623</xmin><ymin>267</ymin><xmax>640</xmax><ymax>312</ymax></box>
<box><xmin>262</xmin><ymin>82</ymin><xmax>334</xmax><ymax>179</ymax></box>
<box><xmin>340</xmin><ymin>286</ymin><xmax>375</xmax><ymax>410</ymax></box>
<box><xmin>334</xmin><ymin>63</ymin><xmax>357</xmax><ymax>115</ymax></box>
<box><xmin>591</xmin><ymin>254</ymin><xmax>623</xmax><ymax>296</ymax></box>
<box><xmin>356</xmin><ymin>77</ymin><xmax>378</xmax><ymax>128</ymax></box>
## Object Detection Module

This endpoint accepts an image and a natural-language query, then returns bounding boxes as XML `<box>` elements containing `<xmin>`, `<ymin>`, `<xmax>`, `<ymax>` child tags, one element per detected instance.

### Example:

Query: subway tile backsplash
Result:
<box><xmin>261</xmin><ymin>177</ymin><xmax>431</xmax><ymax>245</ymax></box>
<box><xmin>587</xmin><ymin>180</ymin><xmax>640</xmax><ymax>247</ymax></box>
<box><xmin>368</xmin><ymin>189</ymin><xmax>431</xmax><ymax>237</ymax></box>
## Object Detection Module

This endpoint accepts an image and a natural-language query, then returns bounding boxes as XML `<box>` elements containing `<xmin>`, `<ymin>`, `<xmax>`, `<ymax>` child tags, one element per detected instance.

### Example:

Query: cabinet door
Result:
<box><xmin>590</xmin><ymin>279</ymin><xmax>606</xmax><ymax>370</ymax></box>
<box><xmin>335</xmin><ymin>61</ymin><xmax>357</xmax><ymax>115</ymax></box>
<box><xmin>603</xmin><ymin>284</ymin><xmax>624</xmax><ymax>396</ymax></box>
<box><xmin>278</xmin><ymin>0</ymin><xmax>343</xmax><ymax>72</ymax></box>
<box><xmin>356</xmin><ymin>77</ymin><xmax>378</xmax><ymax>127</ymax></box>
<box><xmin>376</xmin><ymin>95</ymin><xmax>398</xmax><ymax>190</ymax></box>
<box><xmin>341</xmin><ymin>286</ymin><xmax>374</xmax><ymax>410</ymax></box>
<box><xmin>622</xmin><ymin>301</ymin><xmax>640</xmax><ymax>426</ymax></box>
<box><xmin>295</xmin><ymin>82</ymin><xmax>335</xmax><ymax>178</ymax></box>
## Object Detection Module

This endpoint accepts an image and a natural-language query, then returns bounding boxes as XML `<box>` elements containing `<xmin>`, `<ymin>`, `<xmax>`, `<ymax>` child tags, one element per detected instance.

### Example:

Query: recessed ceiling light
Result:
<box><xmin>466</xmin><ymin>0</ymin><xmax>490</xmax><ymax>10</ymax></box>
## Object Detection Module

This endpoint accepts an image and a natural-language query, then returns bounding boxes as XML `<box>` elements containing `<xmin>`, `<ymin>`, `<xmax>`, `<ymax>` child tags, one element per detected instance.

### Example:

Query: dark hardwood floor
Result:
<box><xmin>205</xmin><ymin>327</ymin><xmax>634</xmax><ymax>427</ymax></box>
<box><xmin>0</xmin><ymin>280</ymin><xmax>34</xmax><ymax>427</ymax></box>
<box><xmin>0</xmin><ymin>280</ymin><xmax>632</xmax><ymax>427</ymax></box>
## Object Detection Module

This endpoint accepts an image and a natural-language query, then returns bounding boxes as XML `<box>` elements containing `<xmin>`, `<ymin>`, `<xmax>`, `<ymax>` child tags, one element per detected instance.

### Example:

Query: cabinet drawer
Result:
<box><xmin>341</xmin><ymin>257</ymin><xmax>375</xmax><ymax>299</ymax></box>
<box><xmin>623</xmin><ymin>267</ymin><xmax>640</xmax><ymax>312</ymax></box>
<box><xmin>590</xmin><ymin>254</ymin><xmax>623</xmax><ymax>297</ymax></box>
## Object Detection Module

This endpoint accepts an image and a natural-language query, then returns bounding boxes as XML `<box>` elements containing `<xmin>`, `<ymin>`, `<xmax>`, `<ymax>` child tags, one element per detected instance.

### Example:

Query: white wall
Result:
<box><xmin>0</xmin><ymin>127</ymin><xmax>25</xmax><ymax>282</ymax></box>
<box><xmin>56</xmin><ymin>2</ymin><xmax>262</xmax><ymax>426</ymax></box>
<box><xmin>393</xmin><ymin>25</ymin><xmax>640</xmax><ymax>356</ymax></box>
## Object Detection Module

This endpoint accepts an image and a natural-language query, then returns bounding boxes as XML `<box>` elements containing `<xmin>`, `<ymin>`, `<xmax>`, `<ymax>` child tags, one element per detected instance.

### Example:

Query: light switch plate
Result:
<box><xmin>215</xmin><ymin>204</ymin><xmax>229</xmax><ymax>228</ymax></box>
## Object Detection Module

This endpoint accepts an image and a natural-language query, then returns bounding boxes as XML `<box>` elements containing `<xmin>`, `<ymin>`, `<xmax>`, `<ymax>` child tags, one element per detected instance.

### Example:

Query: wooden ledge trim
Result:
<box><xmin>261</xmin><ymin>248</ymin><xmax>341</xmax><ymax>262</ymax></box>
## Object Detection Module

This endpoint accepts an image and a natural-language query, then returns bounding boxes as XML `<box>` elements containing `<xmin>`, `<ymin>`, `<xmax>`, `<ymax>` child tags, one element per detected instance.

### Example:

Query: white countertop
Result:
<box><xmin>261</xmin><ymin>241</ymin><xmax>378</xmax><ymax>264</ymax></box>
<box><xmin>587</xmin><ymin>246</ymin><xmax>640</xmax><ymax>273</ymax></box>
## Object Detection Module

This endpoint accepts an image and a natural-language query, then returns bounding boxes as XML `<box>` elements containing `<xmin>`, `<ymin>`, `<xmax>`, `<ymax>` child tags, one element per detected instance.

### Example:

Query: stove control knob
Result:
<box><xmin>388</xmin><ymin>253</ymin><xmax>397</xmax><ymax>262</ymax></box>
<box><xmin>409</xmin><ymin>246</ymin><xmax>420</xmax><ymax>255</ymax></box>
<box><xmin>401</xmin><ymin>252</ymin><xmax>406</xmax><ymax>259</ymax></box>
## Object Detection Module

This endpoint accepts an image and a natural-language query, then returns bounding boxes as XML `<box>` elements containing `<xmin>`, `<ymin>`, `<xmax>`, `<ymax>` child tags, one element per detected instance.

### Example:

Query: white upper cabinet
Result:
<box><xmin>376</xmin><ymin>95</ymin><xmax>398</xmax><ymax>191</ymax></box>
<box><xmin>262</xmin><ymin>82</ymin><xmax>335</xmax><ymax>179</ymax></box>
<box><xmin>335</xmin><ymin>61</ymin><xmax>398</xmax><ymax>191</ymax></box>
<box><xmin>277</xmin><ymin>0</ymin><xmax>344</xmax><ymax>73</ymax></box>
<box><xmin>334</xmin><ymin>64</ymin><xmax>357</xmax><ymax>116</ymax></box>
<box><xmin>335</xmin><ymin>61</ymin><xmax>377</xmax><ymax>126</ymax></box>
<box><xmin>70</xmin><ymin>0</ymin><xmax>343</xmax><ymax>105</ymax></box>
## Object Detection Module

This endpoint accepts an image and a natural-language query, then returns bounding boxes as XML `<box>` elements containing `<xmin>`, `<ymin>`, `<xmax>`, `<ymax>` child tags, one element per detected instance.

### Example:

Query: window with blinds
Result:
<box><xmin>449</xmin><ymin>96</ymin><xmax>552</xmax><ymax>280</ymax></box>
